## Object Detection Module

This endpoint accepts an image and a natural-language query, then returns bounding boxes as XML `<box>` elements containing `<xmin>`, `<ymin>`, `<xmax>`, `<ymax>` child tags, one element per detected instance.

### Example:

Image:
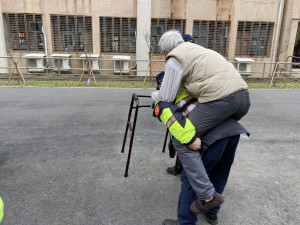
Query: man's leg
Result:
<box><xmin>173</xmin><ymin>138</ymin><xmax>215</xmax><ymax>200</ymax></box>
<box><xmin>176</xmin><ymin>135</ymin><xmax>240</xmax><ymax>224</ymax></box>
<box><xmin>202</xmin><ymin>135</ymin><xmax>240</xmax><ymax>224</ymax></box>
<box><xmin>177</xmin><ymin>169</ymin><xmax>198</xmax><ymax>225</ymax></box>
<box><xmin>188</xmin><ymin>90</ymin><xmax>250</xmax><ymax>137</ymax></box>
<box><xmin>204</xmin><ymin>135</ymin><xmax>240</xmax><ymax>196</ymax></box>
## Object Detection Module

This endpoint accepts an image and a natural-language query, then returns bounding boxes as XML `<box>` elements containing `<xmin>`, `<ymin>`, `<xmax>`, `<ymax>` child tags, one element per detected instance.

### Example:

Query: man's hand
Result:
<box><xmin>188</xmin><ymin>138</ymin><xmax>201</xmax><ymax>151</ymax></box>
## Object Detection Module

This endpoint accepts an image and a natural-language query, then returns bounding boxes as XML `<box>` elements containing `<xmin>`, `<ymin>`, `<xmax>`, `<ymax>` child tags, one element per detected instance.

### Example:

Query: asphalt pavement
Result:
<box><xmin>0</xmin><ymin>87</ymin><xmax>299</xmax><ymax>225</ymax></box>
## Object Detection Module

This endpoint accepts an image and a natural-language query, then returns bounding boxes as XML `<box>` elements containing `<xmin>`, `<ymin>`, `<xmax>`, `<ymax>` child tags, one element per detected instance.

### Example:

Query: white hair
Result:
<box><xmin>159</xmin><ymin>30</ymin><xmax>184</xmax><ymax>52</ymax></box>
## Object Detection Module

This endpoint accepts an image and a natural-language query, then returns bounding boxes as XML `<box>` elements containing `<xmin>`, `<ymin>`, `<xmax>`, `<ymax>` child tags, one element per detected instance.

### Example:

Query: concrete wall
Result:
<box><xmin>136</xmin><ymin>0</ymin><xmax>151</xmax><ymax>76</ymax></box>
<box><xmin>1</xmin><ymin>0</ymin><xmax>298</xmax><ymax>77</ymax></box>
<box><xmin>0</xmin><ymin>0</ymin><xmax>8</xmax><ymax>73</ymax></box>
<box><xmin>278</xmin><ymin>0</ymin><xmax>300</xmax><ymax>62</ymax></box>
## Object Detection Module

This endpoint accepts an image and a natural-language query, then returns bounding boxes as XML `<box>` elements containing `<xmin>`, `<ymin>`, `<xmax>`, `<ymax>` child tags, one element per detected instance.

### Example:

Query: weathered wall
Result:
<box><xmin>2</xmin><ymin>0</ymin><xmax>136</xmax><ymax>16</ymax></box>
<box><xmin>2</xmin><ymin>0</ymin><xmax>297</xmax><ymax>77</ymax></box>
<box><xmin>0</xmin><ymin>0</ymin><xmax>7</xmax><ymax>73</ymax></box>
<box><xmin>278</xmin><ymin>0</ymin><xmax>300</xmax><ymax>62</ymax></box>
<box><xmin>2</xmin><ymin>0</ymin><xmax>42</xmax><ymax>13</ymax></box>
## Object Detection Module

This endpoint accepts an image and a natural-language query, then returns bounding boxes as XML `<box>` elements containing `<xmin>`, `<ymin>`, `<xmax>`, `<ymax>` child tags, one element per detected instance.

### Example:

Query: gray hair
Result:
<box><xmin>159</xmin><ymin>30</ymin><xmax>184</xmax><ymax>52</ymax></box>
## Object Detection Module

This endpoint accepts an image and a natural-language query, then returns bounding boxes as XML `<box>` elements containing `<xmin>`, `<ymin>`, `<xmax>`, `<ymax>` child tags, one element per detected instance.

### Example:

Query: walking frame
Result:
<box><xmin>121</xmin><ymin>93</ymin><xmax>179</xmax><ymax>177</ymax></box>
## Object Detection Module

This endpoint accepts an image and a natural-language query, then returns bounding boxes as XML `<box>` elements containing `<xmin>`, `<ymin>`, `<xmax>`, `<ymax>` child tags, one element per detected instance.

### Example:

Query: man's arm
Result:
<box><xmin>154</xmin><ymin>101</ymin><xmax>198</xmax><ymax>146</ymax></box>
<box><xmin>151</xmin><ymin>57</ymin><xmax>183</xmax><ymax>102</ymax></box>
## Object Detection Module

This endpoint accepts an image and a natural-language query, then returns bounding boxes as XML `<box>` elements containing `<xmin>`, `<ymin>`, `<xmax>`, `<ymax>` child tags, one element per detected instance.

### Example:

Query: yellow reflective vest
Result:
<box><xmin>0</xmin><ymin>197</ymin><xmax>3</xmax><ymax>222</ymax></box>
<box><xmin>154</xmin><ymin>89</ymin><xmax>198</xmax><ymax>145</ymax></box>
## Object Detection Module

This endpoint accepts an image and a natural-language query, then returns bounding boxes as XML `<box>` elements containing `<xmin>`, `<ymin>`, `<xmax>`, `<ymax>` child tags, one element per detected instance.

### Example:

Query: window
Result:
<box><xmin>3</xmin><ymin>14</ymin><xmax>44</xmax><ymax>51</ymax></box>
<box><xmin>235</xmin><ymin>21</ymin><xmax>274</xmax><ymax>56</ymax></box>
<box><xmin>51</xmin><ymin>15</ymin><xmax>93</xmax><ymax>52</ymax></box>
<box><xmin>150</xmin><ymin>19</ymin><xmax>186</xmax><ymax>54</ymax></box>
<box><xmin>193</xmin><ymin>20</ymin><xmax>230</xmax><ymax>56</ymax></box>
<box><xmin>100</xmin><ymin>17</ymin><xmax>136</xmax><ymax>53</ymax></box>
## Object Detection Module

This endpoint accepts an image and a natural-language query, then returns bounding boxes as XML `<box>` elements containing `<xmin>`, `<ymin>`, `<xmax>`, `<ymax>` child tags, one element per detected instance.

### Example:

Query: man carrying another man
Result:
<box><xmin>152</xmin><ymin>30</ymin><xmax>250</xmax><ymax>225</ymax></box>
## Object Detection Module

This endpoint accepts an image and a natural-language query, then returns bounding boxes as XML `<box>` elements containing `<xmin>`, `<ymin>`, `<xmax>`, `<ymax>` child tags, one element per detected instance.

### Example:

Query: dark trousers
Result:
<box><xmin>177</xmin><ymin>135</ymin><xmax>240</xmax><ymax>225</ymax></box>
<box><xmin>174</xmin><ymin>89</ymin><xmax>250</xmax><ymax>199</ymax></box>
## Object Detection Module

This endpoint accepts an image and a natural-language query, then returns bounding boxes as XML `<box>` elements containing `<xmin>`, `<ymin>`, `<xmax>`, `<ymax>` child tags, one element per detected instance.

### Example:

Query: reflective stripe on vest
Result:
<box><xmin>160</xmin><ymin>108</ymin><xmax>196</xmax><ymax>144</ymax></box>
<box><xmin>174</xmin><ymin>89</ymin><xmax>191</xmax><ymax>105</ymax></box>
<box><xmin>183</xmin><ymin>101</ymin><xmax>198</xmax><ymax>117</ymax></box>
<box><xmin>166</xmin><ymin>115</ymin><xmax>177</xmax><ymax>129</ymax></box>
<box><xmin>161</xmin><ymin>108</ymin><xmax>176</xmax><ymax>129</ymax></box>
<box><xmin>176</xmin><ymin>95</ymin><xmax>195</xmax><ymax>108</ymax></box>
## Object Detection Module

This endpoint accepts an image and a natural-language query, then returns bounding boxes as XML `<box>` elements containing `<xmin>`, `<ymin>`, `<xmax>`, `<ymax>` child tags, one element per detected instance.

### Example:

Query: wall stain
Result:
<box><xmin>216</xmin><ymin>0</ymin><xmax>233</xmax><ymax>21</ymax></box>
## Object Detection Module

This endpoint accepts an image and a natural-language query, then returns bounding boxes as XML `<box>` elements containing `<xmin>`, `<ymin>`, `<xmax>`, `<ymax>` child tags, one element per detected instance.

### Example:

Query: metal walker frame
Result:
<box><xmin>121</xmin><ymin>93</ymin><xmax>179</xmax><ymax>177</ymax></box>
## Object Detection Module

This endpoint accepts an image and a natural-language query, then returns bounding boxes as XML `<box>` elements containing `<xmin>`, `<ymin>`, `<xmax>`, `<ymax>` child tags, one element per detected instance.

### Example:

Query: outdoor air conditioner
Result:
<box><xmin>113</xmin><ymin>55</ymin><xmax>130</xmax><ymax>74</ymax></box>
<box><xmin>51</xmin><ymin>54</ymin><xmax>71</xmax><ymax>72</ymax></box>
<box><xmin>80</xmin><ymin>54</ymin><xmax>100</xmax><ymax>71</ymax></box>
<box><xmin>234</xmin><ymin>58</ymin><xmax>254</xmax><ymax>76</ymax></box>
<box><xmin>24</xmin><ymin>54</ymin><xmax>46</xmax><ymax>72</ymax></box>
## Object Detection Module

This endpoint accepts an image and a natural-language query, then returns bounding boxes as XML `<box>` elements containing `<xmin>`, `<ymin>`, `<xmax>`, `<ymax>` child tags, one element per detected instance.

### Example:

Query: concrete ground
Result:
<box><xmin>0</xmin><ymin>87</ymin><xmax>299</xmax><ymax>225</ymax></box>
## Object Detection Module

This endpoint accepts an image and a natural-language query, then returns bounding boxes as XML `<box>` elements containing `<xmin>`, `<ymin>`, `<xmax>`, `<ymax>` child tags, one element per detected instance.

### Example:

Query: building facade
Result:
<box><xmin>0</xmin><ymin>0</ymin><xmax>299</xmax><ymax>76</ymax></box>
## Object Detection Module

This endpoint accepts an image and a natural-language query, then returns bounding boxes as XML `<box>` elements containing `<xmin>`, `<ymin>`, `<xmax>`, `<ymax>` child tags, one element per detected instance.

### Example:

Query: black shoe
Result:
<box><xmin>162</xmin><ymin>219</ymin><xmax>180</xmax><ymax>225</ymax></box>
<box><xmin>205</xmin><ymin>212</ymin><xmax>218</xmax><ymax>225</ymax></box>
<box><xmin>166</xmin><ymin>166</ymin><xmax>182</xmax><ymax>175</ymax></box>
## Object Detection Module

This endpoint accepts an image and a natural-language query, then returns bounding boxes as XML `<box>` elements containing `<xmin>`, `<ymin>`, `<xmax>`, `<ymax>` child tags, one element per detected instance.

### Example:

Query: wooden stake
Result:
<box><xmin>78</xmin><ymin>49</ymin><xmax>97</xmax><ymax>85</ymax></box>
<box><xmin>143</xmin><ymin>63</ymin><xmax>150</xmax><ymax>84</ymax></box>
<box><xmin>269</xmin><ymin>63</ymin><xmax>278</xmax><ymax>87</ymax></box>
<box><xmin>7</xmin><ymin>51</ymin><xmax>26</xmax><ymax>85</ymax></box>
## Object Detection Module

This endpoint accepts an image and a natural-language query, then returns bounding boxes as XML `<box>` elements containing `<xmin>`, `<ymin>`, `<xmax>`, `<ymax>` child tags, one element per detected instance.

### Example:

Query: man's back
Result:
<box><xmin>167</xmin><ymin>42</ymin><xmax>248</xmax><ymax>103</ymax></box>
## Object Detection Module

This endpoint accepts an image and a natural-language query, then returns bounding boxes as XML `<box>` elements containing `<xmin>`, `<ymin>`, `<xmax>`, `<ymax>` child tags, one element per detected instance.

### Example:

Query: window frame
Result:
<box><xmin>235</xmin><ymin>21</ymin><xmax>274</xmax><ymax>57</ymax></box>
<box><xmin>3</xmin><ymin>13</ymin><xmax>44</xmax><ymax>51</ymax></box>
<box><xmin>100</xmin><ymin>17</ymin><xmax>137</xmax><ymax>53</ymax></box>
<box><xmin>192</xmin><ymin>20</ymin><xmax>230</xmax><ymax>56</ymax></box>
<box><xmin>150</xmin><ymin>19</ymin><xmax>186</xmax><ymax>54</ymax></box>
<box><xmin>51</xmin><ymin>15</ymin><xmax>93</xmax><ymax>53</ymax></box>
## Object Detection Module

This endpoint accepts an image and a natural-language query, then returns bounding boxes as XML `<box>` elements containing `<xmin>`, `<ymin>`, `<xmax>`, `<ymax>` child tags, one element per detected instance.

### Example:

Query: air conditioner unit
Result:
<box><xmin>113</xmin><ymin>55</ymin><xmax>130</xmax><ymax>74</ymax></box>
<box><xmin>51</xmin><ymin>54</ymin><xmax>71</xmax><ymax>72</ymax></box>
<box><xmin>234</xmin><ymin>58</ymin><xmax>254</xmax><ymax>76</ymax></box>
<box><xmin>24</xmin><ymin>54</ymin><xmax>46</xmax><ymax>72</ymax></box>
<box><xmin>80</xmin><ymin>54</ymin><xmax>100</xmax><ymax>71</ymax></box>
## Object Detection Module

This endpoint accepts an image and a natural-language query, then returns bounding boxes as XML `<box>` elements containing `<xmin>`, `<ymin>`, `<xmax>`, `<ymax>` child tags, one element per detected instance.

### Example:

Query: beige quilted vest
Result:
<box><xmin>167</xmin><ymin>42</ymin><xmax>248</xmax><ymax>103</ymax></box>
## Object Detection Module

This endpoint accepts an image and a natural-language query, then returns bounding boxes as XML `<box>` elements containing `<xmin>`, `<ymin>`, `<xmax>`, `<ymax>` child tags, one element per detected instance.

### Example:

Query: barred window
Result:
<box><xmin>51</xmin><ymin>15</ymin><xmax>93</xmax><ymax>52</ymax></box>
<box><xmin>100</xmin><ymin>17</ymin><xmax>136</xmax><ymax>53</ymax></box>
<box><xmin>193</xmin><ymin>20</ymin><xmax>230</xmax><ymax>56</ymax></box>
<box><xmin>3</xmin><ymin>13</ymin><xmax>44</xmax><ymax>51</ymax></box>
<box><xmin>235</xmin><ymin>21</ymin><xmax>274</xmax><ymax>56</ymax></box>
<box><xmin>151</xmin><ymin>19</ymin><xmax>186</xmax><ymax>54</ymax></box>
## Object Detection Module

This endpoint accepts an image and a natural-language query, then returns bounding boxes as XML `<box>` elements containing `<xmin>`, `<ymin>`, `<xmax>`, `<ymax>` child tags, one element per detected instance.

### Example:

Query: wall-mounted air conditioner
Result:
<box><xmin>113</xmin><ymin>55</ymin><xmax>130</xmax><ymax>74</ymax></box>
<box><xmin>234</xmin><ymin>58</ymin><xmax>254</xmax><ymax>76</ymax></box>
<box><xmin>51</xmin><ymin>54</ymin><xmax>71</xmax><ymax>72</ymax></box>
<box><xmin>80</xmin><ymin>54</ymin><xmax>100</xmax><ymax>71</ymax></box>
<box><xmin>24</xmin><ymin>54</ymin><xmax>46</xmax><ymax>72</ymax></box>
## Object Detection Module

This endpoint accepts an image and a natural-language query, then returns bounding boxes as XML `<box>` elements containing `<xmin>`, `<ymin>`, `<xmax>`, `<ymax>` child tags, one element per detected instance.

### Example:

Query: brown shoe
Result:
<box><xmin>190</xmin><ymin>192</ymin><xmax>224</xmax><ymax>214</ymax></box>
